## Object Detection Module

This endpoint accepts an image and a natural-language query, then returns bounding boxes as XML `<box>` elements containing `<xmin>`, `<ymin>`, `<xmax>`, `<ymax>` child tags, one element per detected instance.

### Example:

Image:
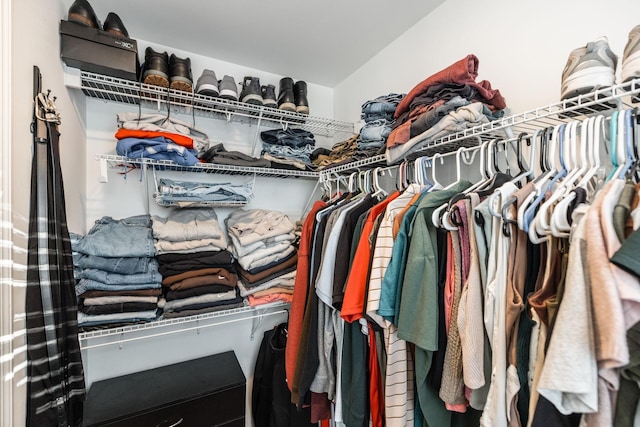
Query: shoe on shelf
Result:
<box><xmin>560</xmin><ymin>36</ymin><xmax>618</xmax><ymax>101</ymax></box>
<box><xmin>240</xmin><ymin>76</ymin><xmax>264</xmax><ymax>106</ymax></box>
<box><xmin>68</xmin><ymin>0</ymin><xmax>100</xmax><ymax>29</ymax></box>
<box><xmin>218</xmin><ymin>75</ymin><xmax>239</xmax><ymax>101</ymax></box>
<box><xmin>261</xmin><ymin>84</ymin><xmax>277</xmax><ymax>109</ymax></box>
<box><xmin>294</xmin><ymin>80</ymin><xmax>309</xmax><ymax>115</ymax></box>
<box><xmin>143</xmin><ymin>47</ymin><xmax>169</xmax><ymax>88</ymax></box>
<box><xmin>169</xmin><ymin>54</ymin><xmax>193</xmax><ymax>93</ymax></box>
<box><xmin>195</xmin><ymin>69</ymin><xmax>220</xmax><ymax>97</ymax></box>
<box><xmin>622</xmin><ymin>25</ymin><xmax>640</xmax><ymax>83</ymax></box>
<box><xmin>103</xmin><ymin>12</ymin><xmax>129</xmax><ymax>37</ymax></box>
<box><xmin>277</xmin><ymin>77</ymin><xmax>296</xmax><ymax>112</ymax></box>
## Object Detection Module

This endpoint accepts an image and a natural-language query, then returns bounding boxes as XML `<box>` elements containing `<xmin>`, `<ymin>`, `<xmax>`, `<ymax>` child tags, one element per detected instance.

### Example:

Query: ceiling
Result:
<box><xmin>78</xmin><ymin>0</ymin><xmax>446</xmax><ymax>87</ymax></box>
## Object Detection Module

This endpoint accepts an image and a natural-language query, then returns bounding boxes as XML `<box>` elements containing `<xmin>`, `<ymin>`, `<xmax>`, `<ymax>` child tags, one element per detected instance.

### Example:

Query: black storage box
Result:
<box><xmin>59</xmin><ymin>20</ymin><xmax>139</xmax><ymax>81</ymax></box>
<box><xmin>83</xmin><ymin>351</ymin><xmax>246</xmax><ymax>427</ymax></box>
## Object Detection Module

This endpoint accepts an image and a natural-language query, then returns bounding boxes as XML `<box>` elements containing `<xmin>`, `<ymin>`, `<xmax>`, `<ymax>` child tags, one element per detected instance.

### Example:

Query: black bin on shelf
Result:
<box><xmin>83</xmin><ymin>351</ymin><xmax>246</xmax><ymax>427</ymax></box>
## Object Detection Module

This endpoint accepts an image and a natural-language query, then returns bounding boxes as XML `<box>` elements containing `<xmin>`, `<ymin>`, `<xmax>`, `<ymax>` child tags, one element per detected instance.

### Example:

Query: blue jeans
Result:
<box><xmin>361</xmin><ymin>93</ymin><xmax>404</xmax><ymax>122</ymax></box>
<box><xmin>359</xmin><ymin>119</ymin><xmax>392</xmax><ymax>144</ymax></box>
<box><xmin>75</xmin><ymin>278</ymin><xmax>162</xmax><ymax>296</ymax></box>
<box><xmin>157</xmin><ymin>178</ymin><xmax>253</xmax><ymax>202</ymax></box>
<box><xmin>261</xmin><ymin>143</ymin><xmax>313</xmax><ymax>164</ymax></box>
<box><xmin>75</xmin><ymin>254</ymin><xmax>156</xmax><ymax>275</ymax></box>
<box><xmin>77</xmin><ymin>265</ymin><xmax>162</xmax><ymax>285</ymax></box>
<box><xmin>73</xmin><ymin>215</ymin><xmax>155</xmax><ymax>258</ymax></box>
<box><xmin>260</xmin><ymin>128</ymin><xmax>316</xmax><ymax>148</ymax></box>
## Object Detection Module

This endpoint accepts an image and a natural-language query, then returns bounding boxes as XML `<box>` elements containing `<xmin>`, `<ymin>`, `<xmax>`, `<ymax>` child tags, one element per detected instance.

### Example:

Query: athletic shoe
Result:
<box><xmin>240</xmin><ymin>76</ymin><xmax>264</xmax><ymax>106</ymax></box>
<box><xmin>195</xmin><ymin>69</ymin><xmax>220</xmax><ymax>97</ymax></box>
<box><xmin>622</xmin><ymin>25</ymin><xmax>640</xmax><ymax>83</ymax></box>
<box><xmin>560</xmin><ymin>36</ymin><xmax>618</xmax><ymax>100</ymax></box>
<box><xmin>218</xmin><ymin>75</ymin><xmax>238</xmax><ymax>101</ymax></box>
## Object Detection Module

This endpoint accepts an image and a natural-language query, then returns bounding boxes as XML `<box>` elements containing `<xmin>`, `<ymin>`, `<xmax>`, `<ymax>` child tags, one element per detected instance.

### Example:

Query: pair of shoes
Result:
<box><xmin>143</xmin><ymin>47</ymin><xmax>193</xmax><ymax>92</ymax></box>
<box><xmin>560</xmin><ymin>26</ymin><xmax>640</xmax><ymax>101</ymax></box>
<box><xmin>277</xmin><ymin>78</ymin><xmax>309</xmax><ymax>115</ymax></box>
<box><xmin>195</xmin><ymin>70</ymin><xmax>239</xmax><ymax>101</ymax></box>
<box><xmin>236</xmin><ymin>77</ymin><xmax>277</xmax><ymax>108</ymax></box>
<box><xmin>68</xmin><ymin>0</ymin><xmax>129</xmax><ymax>37</ymax></box>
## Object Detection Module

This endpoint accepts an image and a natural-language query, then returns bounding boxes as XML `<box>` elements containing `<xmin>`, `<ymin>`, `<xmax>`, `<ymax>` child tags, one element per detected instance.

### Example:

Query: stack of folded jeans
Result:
<box><xmin>260</xmin><ymin>128</ymin><xmax>316</xmax><ymax>170</ymax></box>
<box><xmin>225</xmin><ymin>209</ymin><xmax>298</xmax><ymax>307</ymax></box>
<box><xmin>358</xmin><ymin>93</ymin><xmax>405</xmax><ymax>150</ymax></box>
<box><xmin>154</xmin><ymin>177</ymin><xmax>254</xmax><ymax>208</ymax></box>
<box><xmin>71</xmin><ymin>215</ymin><xmax>162</xmax><ymax>329</ymax></box>
<box><xmin>152</xmin><ymin>208</ymin><xmax>244</xmax><ymax>317</ymax></box>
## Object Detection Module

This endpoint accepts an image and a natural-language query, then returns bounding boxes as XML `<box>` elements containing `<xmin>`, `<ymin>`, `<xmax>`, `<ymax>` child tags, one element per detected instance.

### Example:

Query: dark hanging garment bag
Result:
<box><xmin>26</xmin><ymin>66</ymin><xmax>86</xmax><ymax>427</ymax></box>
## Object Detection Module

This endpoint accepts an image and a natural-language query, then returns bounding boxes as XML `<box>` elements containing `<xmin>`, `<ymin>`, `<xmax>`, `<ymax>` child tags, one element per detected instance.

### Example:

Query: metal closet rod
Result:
<box><xmin>80</xmin><ymin>308</ymin><xmax>289</xmax><ymax>350</ymax></box>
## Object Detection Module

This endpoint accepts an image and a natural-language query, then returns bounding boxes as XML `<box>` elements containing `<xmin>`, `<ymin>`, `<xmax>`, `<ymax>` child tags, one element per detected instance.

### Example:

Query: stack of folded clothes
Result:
<box><xmin>200</xmin><ymin>143</ymin><xmax>272</xmax><ymax>168</ymax></box>
<box><xmin>152</xmin><ymin>208</ymin><xmax>244</xmax><ymax>317</ymax></box>
<box><xmin>386</xmin><ymin>54</ymin><xmax>507</xmax><ymax>164</ymax></box>
<box><xmin>225</xmin><ymin>209</ymin><xmax>298</xmax><ymax>307</ymax></box>
<box><xmin>259</xmin><ymin>128</ymin><xmax>316</xmax><ymax>170</ymax></box>
<box><xmin>115</xmin><ymin>112</ymin><xmax>210</xmax><ymax>166</ymax></box>
<box><xmin>357</xmin><ymin>93</ymin><xmax>405</xmax><ymax>152</ymax></box>
<box><xmin>154</xmin><ymin>177</ymin><xmax>254</xmax><ymax>207</ymax></box>
<box><xmin>71</xmin><ymin>215</ymin><xmax>162</xmax><ymax>329</ymax></box>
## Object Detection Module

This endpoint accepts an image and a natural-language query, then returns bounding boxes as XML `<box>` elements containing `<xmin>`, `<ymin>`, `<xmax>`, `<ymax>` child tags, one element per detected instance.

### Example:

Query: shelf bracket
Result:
<box><xmin>99</xmin><ymin>158</ymin><xmax>108</xmax><ymax>183</ymax></box>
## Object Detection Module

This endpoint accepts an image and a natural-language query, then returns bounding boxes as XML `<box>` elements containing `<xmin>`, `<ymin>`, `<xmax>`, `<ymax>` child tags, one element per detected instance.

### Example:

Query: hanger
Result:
<box><xmin>526</xmin><ymin>124</ymin><xmax>565</xmax><ymax>243</ymax></box>
<box><xmin>372</xmin><ymin>167</ymin><xmax>389</xmax><ymax>199</ymax></box>
<box><xmin>605</xmin><ymin>110</ymin><xmax>620</xmax><ymax>181</ymax></box>
<box><xmin>549</xmin><ymin>118</ymin><xmax>595</xmax><ymax>237</ymax></box>
<box><xmin>619</xmin><ymin>109</ymin><xmax>636</xmax><ymax>179</ymax></box>
<box><xmin>533</xmin><ymin>121</ymin><xmax>575</xmax><ymax>238</ymax></box>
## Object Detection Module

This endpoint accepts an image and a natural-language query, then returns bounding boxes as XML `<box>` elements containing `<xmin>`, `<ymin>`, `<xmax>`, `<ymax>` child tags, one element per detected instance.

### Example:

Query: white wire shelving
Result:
<box><xmin>78</xmin><ymin>302</ymin><xmax>290</xmax><ymax>350</ymax></box>
<box><xmin>97</xmin><ymin>154</ymin><xmax>320</xmax><ymax>179</ymax></box>
<box><xmin>318</xmin><ymin>77</ymin><xmax>640</xmax><ymax>177</ymax></box>
<box><xmin>71</xmin><ymin>70</ymin><xmax>355</xmax><ymax>138</ymax></box>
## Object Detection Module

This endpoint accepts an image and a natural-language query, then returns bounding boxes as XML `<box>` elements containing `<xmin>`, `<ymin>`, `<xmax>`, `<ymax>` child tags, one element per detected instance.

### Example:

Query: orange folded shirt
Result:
<box><xmin>115</xmin><ymin>128</ymin><xmax>194</xmax><ymax>149</ymax></box>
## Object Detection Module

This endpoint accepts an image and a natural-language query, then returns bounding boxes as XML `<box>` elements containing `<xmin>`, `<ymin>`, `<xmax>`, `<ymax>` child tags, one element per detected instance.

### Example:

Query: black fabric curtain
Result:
<box><xmin>25</xmin><ymin>68</ymin><xmax>85</xmax><ymax>426</ymax></box>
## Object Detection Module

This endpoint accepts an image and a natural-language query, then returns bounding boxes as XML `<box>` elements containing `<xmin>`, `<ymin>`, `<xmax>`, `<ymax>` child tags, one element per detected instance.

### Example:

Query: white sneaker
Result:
<box><xmin>622</xmin><ymin>25</ymin><xmax>640</xmax><ymax>83</ymax></box>
<box><xmin>560</xmin><ymin>36</ymin><xmax>618</xmax><ymax>100</ymax></box>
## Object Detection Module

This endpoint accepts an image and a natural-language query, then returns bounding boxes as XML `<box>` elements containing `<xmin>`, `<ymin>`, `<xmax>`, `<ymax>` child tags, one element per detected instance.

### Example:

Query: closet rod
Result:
<box><xmin>80</xmin><ymin>308</ymin><xmax>289</xmax><ymax>350</ymax></box>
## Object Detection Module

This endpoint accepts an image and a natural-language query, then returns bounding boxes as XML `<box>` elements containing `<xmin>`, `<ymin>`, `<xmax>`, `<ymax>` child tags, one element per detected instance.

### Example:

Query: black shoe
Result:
<box><xmin>103</xmin><ymin>12</ymin><xmax>129</xmax><ymax>37</ymax></box>
<box><xmin>294</xmin><ymin>80</ymin><xmax>309</xmax><ymax>115</ymax></box>
<box><xmin>240</xmin><ymin>77</ymin><xmax>263</xmax><ymax>105</ymax></box>
<box><xmin>277</xmin><ymin>77</ymin><xmax>296</xmax><ymax>112</ymax></box>
<box><xmin>143</xmin><ymin>47</ymin><xmax>169</xmax><ymax>88</ymax></box>
<box><xmin>261</xmin><ymin>84</ymin><xmax>277</xmax><ymax>109</ymax></box>
<box><xmin>169</xmin><ymin>54</ymin><xmax>193</xmax><ymax>92</ymax></box>
<box><xmin>68</xmin><ymin>0</ymin><xmax>100</xmax><ymax>29</ymax></box>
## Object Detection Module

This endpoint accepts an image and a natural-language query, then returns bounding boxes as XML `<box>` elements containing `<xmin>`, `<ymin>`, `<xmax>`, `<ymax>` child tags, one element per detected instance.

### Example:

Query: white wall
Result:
<box><xmin>335</xmin><ymin>0</ymin><xmax>640</xmax><ymax>124</ymax></box>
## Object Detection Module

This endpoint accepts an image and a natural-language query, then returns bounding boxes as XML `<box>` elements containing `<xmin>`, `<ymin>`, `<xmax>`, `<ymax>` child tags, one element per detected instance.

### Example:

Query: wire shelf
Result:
<box><xmin>78</xmin><ymin>302</ymin><xmax>290</xmax><ymax>346</ymax></box>
<box><xmin>76</xmin><ymin>70</ymin><xmax>355</xmax><ymax>137</ymax></box>
<box><xmin>97</xmin><ymin>154</ymin><xmax>320</xmax><ymax>179</ymax></box>
<box><xmin>317</xmin><ymin>77</ymin><xmax>640</xmax><ymax>176</ymax></box>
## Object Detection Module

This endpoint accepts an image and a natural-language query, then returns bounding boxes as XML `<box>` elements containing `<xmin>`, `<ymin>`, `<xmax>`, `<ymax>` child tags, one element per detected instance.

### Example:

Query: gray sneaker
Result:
<box><xmin>195</xmin><ymin>69</ymin><xmax>219</xmax><ymax>97</ymax></box>
<box><xmin>622</xmin><ymin>25</ymin><xmax>640</xmax><ymax>83</ymax></box>
<box><xmin>218</xmin><ymin>75</ymin><xmax>238</xmax><ymax>101</ymax></box>
<box><xmin>560</xmin><ymin>36</ymin><xmax>618</xmax><ymax>100</ymax></box>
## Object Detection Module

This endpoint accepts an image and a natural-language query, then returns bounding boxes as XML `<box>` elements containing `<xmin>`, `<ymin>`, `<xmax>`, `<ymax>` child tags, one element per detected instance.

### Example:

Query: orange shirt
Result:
<box><xmin>285</xmin><ymin>201</ymin><xmax>326</xmax><ymax>392</ymax></box>
<box><xmin>115</xmin><ymin>128</ymin><xmax>194</xmax><ymax>149</ymax></box>
<box><xmin>341</xmin><ymin>192</ymin><xmax>400</xmax><ymax>322</ymax></box>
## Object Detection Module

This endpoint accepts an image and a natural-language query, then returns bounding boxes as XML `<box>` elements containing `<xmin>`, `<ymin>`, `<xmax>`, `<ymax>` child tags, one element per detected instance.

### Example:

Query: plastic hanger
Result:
<box><xmin>549</xmin><ymin>118</ymin><xmax>594</xmax><ymax>237</ymax></box>
<box><xmin>526</xmin><ymin>123</ymin><xmax>565</xmax><ymax>243</ymax></box>
<box><xmin>372</xmin><ymin>167</ymin><xmax>389</xmax><ymax>199</ymax></box>
<box><xmin>605</xmin><ymin>110</ymin><xmax>620</xmax><ymax>181</ymax></box>
<box><xmin>533</xmin><ymin>121</ymin><xmax>575</xmax><ymax>239</ymax></box>
<box><xmin>618</xmin><ymin>109</ymin><xmax>636</xmax><ymax>179</ymax></box>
